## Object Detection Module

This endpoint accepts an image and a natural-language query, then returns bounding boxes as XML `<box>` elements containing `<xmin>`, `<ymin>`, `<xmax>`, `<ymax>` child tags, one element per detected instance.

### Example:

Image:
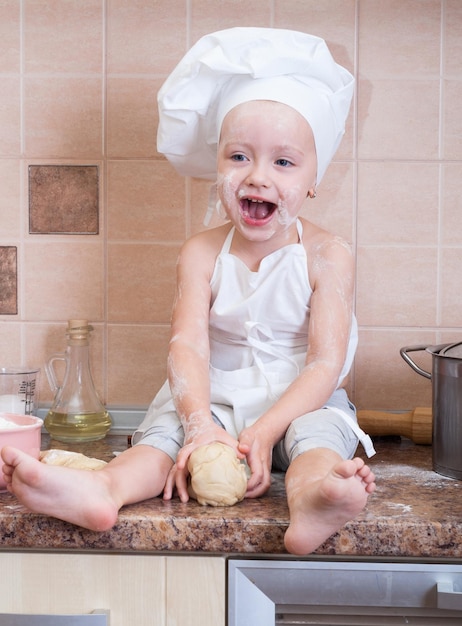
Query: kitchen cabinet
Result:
<box><xmin>0</xmin><ymin>553</ymin><xmax>225</xmax><ymax>626</ymax></box>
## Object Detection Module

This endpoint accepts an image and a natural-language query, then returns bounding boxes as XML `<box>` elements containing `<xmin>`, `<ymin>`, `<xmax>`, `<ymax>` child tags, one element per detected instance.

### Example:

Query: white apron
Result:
<box><xmin>134</xmin><ymin>220</ymin><xmax>374</xmax><ymax>457</ymax></box>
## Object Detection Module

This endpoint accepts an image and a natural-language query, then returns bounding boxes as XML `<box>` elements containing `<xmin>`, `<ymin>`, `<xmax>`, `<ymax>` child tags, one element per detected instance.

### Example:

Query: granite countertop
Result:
<box><xmin>1</xmin><ymin>434</ymin><xmax>461</xmax><ymax>558</ymax></box>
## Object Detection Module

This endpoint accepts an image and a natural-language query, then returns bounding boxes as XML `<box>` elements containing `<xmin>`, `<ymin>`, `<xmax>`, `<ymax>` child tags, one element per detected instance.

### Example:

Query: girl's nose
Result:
<box><xmin>245</xmin><ymin>161</ymin><xmax>271</xmax><ymax>188</ymax></box>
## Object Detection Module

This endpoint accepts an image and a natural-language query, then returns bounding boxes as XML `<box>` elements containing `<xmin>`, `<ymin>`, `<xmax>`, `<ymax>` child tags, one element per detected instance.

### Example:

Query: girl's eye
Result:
<box><xmin>231</xmin><ymin>154</ymin><xmax>247</xmax><ymax>162</ymax></box>
<box><xmin>276</xmin><ymin>158</ymin><xmax>293</xmax><ymax>167</ymax></box>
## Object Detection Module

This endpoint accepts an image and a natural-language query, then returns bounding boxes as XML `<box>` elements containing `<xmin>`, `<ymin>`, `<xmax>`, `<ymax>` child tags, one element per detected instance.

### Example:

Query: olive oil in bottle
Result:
<box><xmin>44</xmin><ymin>320</ymin><xmax>112</xmax><ymax>442</ymax></box>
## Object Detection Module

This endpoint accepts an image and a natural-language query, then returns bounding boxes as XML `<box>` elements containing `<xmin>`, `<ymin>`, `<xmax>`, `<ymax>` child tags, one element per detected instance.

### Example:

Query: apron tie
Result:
<box><xmin>327</xmin><ymin>406</ymin><xmax>376</xmax><ymax>458</ymax></box>
<box><xmin>245</xmin><ymin>321</ymin><xmax>301</xmax><ymax>401</ymax></box>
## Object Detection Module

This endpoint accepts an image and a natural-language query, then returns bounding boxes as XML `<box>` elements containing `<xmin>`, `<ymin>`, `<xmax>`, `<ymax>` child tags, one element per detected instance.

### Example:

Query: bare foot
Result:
<box><xmin>284</xmin><ymin>457</ymin><xmax>376</xmax><ymax>555</ymax></box>
<box><xmin>1</xmin><ymin>446</ymin><xmax>119</xmax><ymax>531</ymax></box>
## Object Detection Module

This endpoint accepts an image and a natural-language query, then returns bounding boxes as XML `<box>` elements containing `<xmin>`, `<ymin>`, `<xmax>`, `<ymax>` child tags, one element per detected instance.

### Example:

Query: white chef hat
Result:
<box><xmin>157</xmin><ymin>27</ymin><xmax>354</xmax><ymax>185</ymax></box>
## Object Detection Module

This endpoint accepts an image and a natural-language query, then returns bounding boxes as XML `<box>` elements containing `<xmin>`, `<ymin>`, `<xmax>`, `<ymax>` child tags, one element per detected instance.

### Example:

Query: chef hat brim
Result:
<box><xmin>157</xmin><ymin>27</ymin><xmax>354</xmax><ymax>184</ymax></box>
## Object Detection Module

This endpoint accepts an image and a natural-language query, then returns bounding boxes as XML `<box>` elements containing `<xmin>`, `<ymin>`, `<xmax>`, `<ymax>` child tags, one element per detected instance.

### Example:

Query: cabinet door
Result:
<box><xmin>0</xmin><ymin>553</ymin><xmax>164</xmax><ymax>626</ymax></box>
<box><xmin>0</xmin><ymin>553</ymin><xmax>225</xmax><ymax>626</ymax></box>
<box><xmin>166</xmin><ymin>556</ymin><xmax>225</xmax><ymax>626</ymax></box>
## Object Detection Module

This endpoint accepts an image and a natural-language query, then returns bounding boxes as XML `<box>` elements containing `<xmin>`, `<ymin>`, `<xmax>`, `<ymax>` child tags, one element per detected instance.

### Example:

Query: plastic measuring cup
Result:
<box><xmin>0</xmin><ymin>367</ymin><xmax>40</xmax><ymax>416</ymax></box>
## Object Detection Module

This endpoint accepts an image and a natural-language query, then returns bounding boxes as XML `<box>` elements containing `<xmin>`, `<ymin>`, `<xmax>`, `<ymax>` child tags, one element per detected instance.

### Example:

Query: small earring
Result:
<box><xmin>308</xmin><ymin>189</ymin><xmax>317</xmax><ymax>199</ymax></box>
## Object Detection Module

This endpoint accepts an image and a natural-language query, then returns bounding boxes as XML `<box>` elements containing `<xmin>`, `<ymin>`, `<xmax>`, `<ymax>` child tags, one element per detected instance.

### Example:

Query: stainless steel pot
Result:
<box><xmin>401</xmin><ymin>343</ymin><xmax>462</xmax><ymax>479</ymax></box>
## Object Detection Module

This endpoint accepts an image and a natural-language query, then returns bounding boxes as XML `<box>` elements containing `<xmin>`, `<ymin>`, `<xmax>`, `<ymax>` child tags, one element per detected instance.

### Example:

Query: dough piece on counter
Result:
<box><xmin>40</xmin><ymin>449</ymin><xmax>107</xmax><ymax>470</ymax></box>
<box><xmin>187</xmin><ymin>442</ymin><xmax>248</xmax><ymax>506</ymax></box>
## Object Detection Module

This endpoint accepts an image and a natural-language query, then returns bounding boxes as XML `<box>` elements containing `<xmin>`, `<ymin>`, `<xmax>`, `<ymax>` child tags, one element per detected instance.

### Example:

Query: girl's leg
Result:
<box><xmin>1</xmin><ymin>444</ymin><xmax>173</xmax><ymax>531</ymax></box>
<box><xmin>283</xmin><ymin>448</ymin><xmax>375</xmax><ymax>555</ymax></box>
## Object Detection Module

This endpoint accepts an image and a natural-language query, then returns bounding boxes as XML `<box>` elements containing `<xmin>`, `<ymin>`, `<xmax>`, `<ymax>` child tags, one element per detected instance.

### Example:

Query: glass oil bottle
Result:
<box><xmin>44</xmin><ymin>319</ymin><xmax>112</xmax><ymax>442</ymax></box>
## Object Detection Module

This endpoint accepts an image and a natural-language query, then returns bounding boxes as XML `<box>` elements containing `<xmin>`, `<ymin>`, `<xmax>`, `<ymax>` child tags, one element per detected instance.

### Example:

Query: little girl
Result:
<box><xmin>2</xmin><ymin>27</ymin><xmax>375</xmax><ymax>555</ymax></box>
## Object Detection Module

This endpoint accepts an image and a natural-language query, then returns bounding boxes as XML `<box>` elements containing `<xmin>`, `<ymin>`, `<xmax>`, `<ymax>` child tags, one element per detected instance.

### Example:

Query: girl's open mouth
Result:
<box><xmin>240</xmin><ymin>198</ymin><xmax>277</xmax><ymax>224</ymax></box>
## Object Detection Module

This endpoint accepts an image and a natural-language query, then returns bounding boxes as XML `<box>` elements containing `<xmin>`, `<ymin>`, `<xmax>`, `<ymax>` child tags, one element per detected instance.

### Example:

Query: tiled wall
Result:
<box><xmin>0</xmin><ymin>0</ymin><xmax>461</xmax><ymax>412</ymax></box>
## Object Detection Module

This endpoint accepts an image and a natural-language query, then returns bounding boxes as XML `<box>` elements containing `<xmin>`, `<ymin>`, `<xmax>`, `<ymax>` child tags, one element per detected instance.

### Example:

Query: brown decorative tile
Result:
<box><xmin>0</xmin><ymin>246</ymin><xmax>17</xmax><ymax>315</ymax></box>
<box><xmin>29</xmin><ymin>165</ymin><xmax>99</xmax><ymax>234</ymax></box>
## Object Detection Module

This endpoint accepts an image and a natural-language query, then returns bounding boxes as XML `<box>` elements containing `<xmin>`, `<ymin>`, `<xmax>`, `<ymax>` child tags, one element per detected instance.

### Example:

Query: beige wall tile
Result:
<box><xmin>24</xmin><ymin>77</ymin><xmax>102</xmax><ymax>158</ymax></box>
<box><xmin>440</xmin><ymin>330</ymin><xmax>462</xmax><ymax>347</ymax></box>
<box><xmin>358</xmin><ymin>79</ymin><xmax>439</xmax><ymax>159</ymax></box>
<box><xmin>0</xmin><ymin>77</ymin><xmax>21</xmax><ymax>157</ymax></box>
<box><xmin>442</xmin><ymin>163</ymin><xmax>462</xmax><ymax>245</ymax></box>
<box><xmin>357</xmin><ymin>162</ymin><xmax>439</xmax><ymax>245</ymax></box>
<box><xmin>440</xmin><ymin>248</ymin><xmax>462</xmax><ymax>327</ymax></box>
<box><xmin>0</xmin><ymin>0</ymin><xmax>20</xmax><ymax>73</ymax></box>
<box><xmin>356</xmin><ymin>246</ymin><xmax>438</xmax><ymax>327</ymax></box>
<box><xmin>301</xmin><ymin>162</ymin><xmax>354</xmax><ymax>242</ymax></box>
<box><xmin>24</xmin><ymin>0</ymin><xmax>103</xmax><ymax>74</ymax></box>
<box><xmin>0</xmin><ymin>160</ymin><xmax>21</xmax><ymax>239</ymax></box>
<box><xmin>190</xmin><ymin>0</ymin><xmax>271</xmax><ymax>41</ymax></box>
<box><xmin>106</xmin><ymin>0</ymin><xmax>187</xmax><ymax>74</ymax></box>
<box><xmin>354</xmin><ymin>329</ymin><xmax>434</xmax><ymax>410</ymax></box>
<box><xmin>443</xmin><ymin>80</ymin><xmax>462</xmax><ymax>159</ymax></box>
<box><xmin>23</xmin><ymin>241</ymin><xmax>104</xmax><ymax>321</ymax></box>
<box><xmin>107</xmin><ymin>160</ymin><xmax>185</xmax><ymax>241</ymax></box>
<box><xmin>107</xmin><ymin>324</ymin><xmax>170</xmax><ymax>406</ymax></box>
<box><xmin>358</xmin><ymin>0</ymin><xmax>441</xmax><ymax>77</ymax></box>
<box><xmin>107</xmin><ymin>243</ymin><xmax>178</xmax><ymax>323</ymax></box>
<box><xmin>445</xmin><ymin>0</ymin><xmax>462</xmax><ymax>76</ymax></box>
<box><xmin>24</xmin><ymin>322</ymin><xmax>70</xmax><ymax>404</ymax></box>
<box><xmin>0</xmin><ymin>322</ymin><xmax>21</xmax><ymax>364</ymax></box>
<box><xmin>107</xmin><ymin>77</ymin><xmax>163</xmax><ymax>158</ymax></box>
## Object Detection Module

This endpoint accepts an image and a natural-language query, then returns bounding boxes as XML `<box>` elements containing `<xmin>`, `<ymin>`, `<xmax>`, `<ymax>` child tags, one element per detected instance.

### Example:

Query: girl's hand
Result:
<box><xmin>163</xmin><ymin>421</ymin><xmax>242</xmax><ymax>502</ymax></box>
<box><xmin>163</xmin><ymin>461</ymin><xmax>190</xmax><ymax>503</ymax></box>
<box><xmin>238</xmin><ymin>425</ymin><xmax>273</xmax><ymax>498</ymax></box>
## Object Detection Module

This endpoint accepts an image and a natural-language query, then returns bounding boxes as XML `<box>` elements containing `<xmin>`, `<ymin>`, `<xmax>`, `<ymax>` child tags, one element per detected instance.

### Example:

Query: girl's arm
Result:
<box><xmin>167</xmin><ymin>234</ymin><xmax>214</xmax><ymax>431</ymax></box>
<box><xmin>239</xmin><ymin>232</ymin><xmax>356</xmax><ymax>495</ymax></box>
<box><xmin>163</xmin><ymin>230</ymin><xmax>242</xmax><ymax>501</ymax></box>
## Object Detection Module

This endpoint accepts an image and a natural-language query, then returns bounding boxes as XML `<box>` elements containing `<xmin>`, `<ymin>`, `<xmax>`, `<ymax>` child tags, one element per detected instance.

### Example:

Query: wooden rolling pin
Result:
<box><xmin>357</xmin><ymin>407</ymin><xmax>432</xmax><ymax>444</ymax></box>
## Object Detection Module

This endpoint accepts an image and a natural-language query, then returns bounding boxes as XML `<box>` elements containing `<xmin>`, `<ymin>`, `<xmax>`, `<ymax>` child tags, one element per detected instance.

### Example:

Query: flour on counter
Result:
<box><xmin>385</xmin><ymin>502</ymin><xmax>412</xmax><ymax>513</ymax></box>
<box><xmin>376</xmin><ymin>462</ymin><xmax>450</xmax><ymax>480</ymax></box>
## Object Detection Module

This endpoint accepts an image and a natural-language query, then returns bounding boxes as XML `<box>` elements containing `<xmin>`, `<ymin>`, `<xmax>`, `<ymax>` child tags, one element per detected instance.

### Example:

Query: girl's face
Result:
<box><xmin>216</xmin><ymin>100</ymin><xmax>317</xmax><ymax>242</ymax></box>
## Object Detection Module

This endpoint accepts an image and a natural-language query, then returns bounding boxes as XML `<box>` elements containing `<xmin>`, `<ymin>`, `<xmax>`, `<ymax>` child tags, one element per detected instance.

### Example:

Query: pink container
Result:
<box><xmin>0</xmin><ymin>412</ymin><xmax>43</xmax><ymax>491</ymax></box>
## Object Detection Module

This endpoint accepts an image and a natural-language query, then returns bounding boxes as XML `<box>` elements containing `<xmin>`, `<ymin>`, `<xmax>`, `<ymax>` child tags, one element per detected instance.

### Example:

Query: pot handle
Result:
<box><xmin>400</xmin><ymin>345</ymin><xmax>432</xmax><ymax>380</ymax></box>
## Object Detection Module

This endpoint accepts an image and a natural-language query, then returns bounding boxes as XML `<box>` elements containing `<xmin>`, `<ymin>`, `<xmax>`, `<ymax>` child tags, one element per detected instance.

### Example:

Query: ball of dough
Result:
<box><xmin>40</xmin><ymin>449</ymin><xmax>107</xmax><ymax>470</ymax></box>
<box><xmin>187</xmin><ymin>442</ymin><xmax>247</xmax><ymax>506</ymax></box>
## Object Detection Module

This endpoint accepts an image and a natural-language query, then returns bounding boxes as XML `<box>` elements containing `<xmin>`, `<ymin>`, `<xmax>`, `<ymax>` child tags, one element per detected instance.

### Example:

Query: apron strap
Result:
<box><xmin>327</xmin><ymin>406</ymin><xmax>376</xmax><ymax>458</ymax></box>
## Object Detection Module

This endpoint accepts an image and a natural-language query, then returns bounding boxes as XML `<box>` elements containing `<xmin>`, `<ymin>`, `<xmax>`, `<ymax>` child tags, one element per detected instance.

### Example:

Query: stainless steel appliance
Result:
<box><xmin>228</xmin><ymin>558</ymin><xmax>462</xmax><ymax>625</ymax></box>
